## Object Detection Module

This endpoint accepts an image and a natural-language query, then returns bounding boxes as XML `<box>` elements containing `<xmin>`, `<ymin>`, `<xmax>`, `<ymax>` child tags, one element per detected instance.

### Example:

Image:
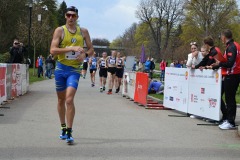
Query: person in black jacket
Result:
<box><xmin>211</xmin><ymin>29</ymin><xmax>240</xmax><ymax>130</ymax></box>
<box><xmin>45</xmin><ymin>55</ymin><xmax>55</xmax><ymax>79</ymax></box>
<box><xmin>192</xmin><ymin>37</ymin><xmax>219</xmax><ymax>70</ymax></box>
<box><xmin>9</xmin><ymin>39</ymin><xmax>26</xmax><ymax>63</ymax></box>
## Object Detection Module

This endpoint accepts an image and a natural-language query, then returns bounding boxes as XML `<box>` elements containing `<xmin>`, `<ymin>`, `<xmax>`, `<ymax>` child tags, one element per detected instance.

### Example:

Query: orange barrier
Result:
<box><xmin>134</xmin><ymin>72</ymin><xmax>148</xmax><ymax>106</ymax></box>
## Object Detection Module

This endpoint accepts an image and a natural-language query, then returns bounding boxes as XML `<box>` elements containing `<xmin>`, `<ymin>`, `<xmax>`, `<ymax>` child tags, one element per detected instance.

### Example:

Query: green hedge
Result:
<box><xmin>0</xmin><ymin>52</ymin><xmax>10</xmax><ymax>63</ymax></box>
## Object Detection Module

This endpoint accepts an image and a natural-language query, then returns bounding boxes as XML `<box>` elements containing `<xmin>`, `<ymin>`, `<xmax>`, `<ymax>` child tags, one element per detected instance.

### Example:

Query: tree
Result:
<box><xmin>57</xmin><ymin>1</ymin><xmax>67</xmax><ymax>26</ymax></box>
<box><xmin>0</xmin><ymin>0</ymin><xmax>28</xmax><ymax>53</ymax></box>
<box><xmin>92</xmin><ymin>38</ymin><xmax>110</xmax><ymax>46</ymax></box>
<box><xmin>181</xmin><ymin>0</ymin><xmax>239</xmax><ymax>47</ymax></box>
<box><xmin>17</xmin><ymin>0</ymin><xmax>58</xmax><ymax>74</ymax></box>
<box><xmin>136</xmin><ymin>0</ymin><xmax>184</xmax><ymax>58</ymax></box>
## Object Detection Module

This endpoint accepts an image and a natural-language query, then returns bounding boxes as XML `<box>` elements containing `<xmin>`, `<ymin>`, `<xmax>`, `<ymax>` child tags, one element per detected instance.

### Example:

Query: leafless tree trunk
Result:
<box><xmin>136</xmin><ymin>0</ymin><xmax>183</xmax><ymax>58</ymax></box>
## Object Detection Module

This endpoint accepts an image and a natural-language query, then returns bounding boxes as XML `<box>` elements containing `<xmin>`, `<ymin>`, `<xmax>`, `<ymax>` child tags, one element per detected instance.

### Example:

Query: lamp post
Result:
<box><xmin>28</xmin><ymin>0</ymin><xmax>33</xmax><ymax>61</ymax></box>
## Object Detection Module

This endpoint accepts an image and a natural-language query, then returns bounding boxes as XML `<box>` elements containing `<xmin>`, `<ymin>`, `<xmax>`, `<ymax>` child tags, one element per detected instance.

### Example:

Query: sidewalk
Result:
<box><xmin>0</xmin><ymin>75</ymin><xmax>240</xmax><ymax>160</ymax></box>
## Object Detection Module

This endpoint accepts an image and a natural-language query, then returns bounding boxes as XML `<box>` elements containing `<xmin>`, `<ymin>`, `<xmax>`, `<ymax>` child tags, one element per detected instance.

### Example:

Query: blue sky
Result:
<box><xmin>57</xmin><ymin>0</ymin><xmax>140</xmax><ymax>42</ymax></box>
<box><xmin>57</xmin><ymin>0</ymin><xmax>240</xmax><ymax>42</ymax></box>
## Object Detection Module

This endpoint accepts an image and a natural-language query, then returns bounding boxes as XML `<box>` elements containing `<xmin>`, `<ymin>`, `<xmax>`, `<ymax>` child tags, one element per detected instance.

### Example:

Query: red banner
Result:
<box><xmin>0</xmin><ymin>67</ymin><xmax>6</xmax><ymax>98</ymax></box>
<box><xmin>134</xmin><ymin>72</ymin><xmax>149</xmax><ymax>106</ymax></box>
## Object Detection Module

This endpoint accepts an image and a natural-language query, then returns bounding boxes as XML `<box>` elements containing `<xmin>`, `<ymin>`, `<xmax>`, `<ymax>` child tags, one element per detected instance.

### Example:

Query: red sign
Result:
<box><xmin>134</xmin><ymin>72</ymin><xmax>148</xmax><ymax>106</ymax></box>
<box><xmin>0</xmin><ymin>67</ymin><xmax>6</xmax><ymax>98</ymax></box>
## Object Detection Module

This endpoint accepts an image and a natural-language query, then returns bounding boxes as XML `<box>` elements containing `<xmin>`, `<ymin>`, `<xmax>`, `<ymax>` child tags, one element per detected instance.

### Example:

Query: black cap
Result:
<box><xmin>66</xmin><ymin>6</ymin><xmax>78</xmax><ymax>15</ymax></box>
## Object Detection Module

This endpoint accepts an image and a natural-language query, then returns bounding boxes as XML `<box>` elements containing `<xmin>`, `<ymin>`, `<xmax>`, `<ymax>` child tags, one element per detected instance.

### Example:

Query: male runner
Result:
<box><xmin>89</xmin><ymin>52</ymin><xmax>97</xmax><ymax>87</ymax></box>
<box><xmin>115</xmin><ymin>52</ymin><xmax>124</xmax><ymax>93</ymax></box>
<box><xmin>50</xmin><ymin>6</ymin><xmax>93</xmax><ymax>143</ymax></box>
<box><xmin>98</xmin><ymin>52</ymin><xmax>108</xmax><ymax>92</ymax></box>
<box><xmin>106</xmin><ymin>50</ymin><xmax>117</xmax><ymax>94</ymax></box>
<box><xmin>82</xmin><ymin>57</ymin><xmax>89</xmax><ymax>79</ymax></box>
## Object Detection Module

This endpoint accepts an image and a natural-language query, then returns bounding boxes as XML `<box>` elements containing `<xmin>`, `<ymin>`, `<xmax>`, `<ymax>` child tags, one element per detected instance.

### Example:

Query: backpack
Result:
<box><xmin>145</xmin><ymin>60</ymin><xmax>151</xmax><ymax>71</ymax></box>
<box><xmin>151</xmin><ymin>62</ymin><xmax>155</xmax><ymax>70</ymax></box>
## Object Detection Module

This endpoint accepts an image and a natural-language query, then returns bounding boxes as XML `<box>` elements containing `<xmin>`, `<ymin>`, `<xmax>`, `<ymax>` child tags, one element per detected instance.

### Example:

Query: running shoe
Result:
<box><xmin>66</xmin><ymin>130</ymin><xmax>74</xmax><ymax>144</ymax></box>
<box><xmin>107</xmin><ymin>91</ymin><xmax>112</xmax><ymax>95</ymax></box>
<box><xmin>103</xmin><ymin>86</ymin><xmax>106</xmax><ymax>91</ymax></box>
<box><xmin>59</xmin><ymin>128</ymin><xmax>67</xmax><ymax>140</ymax></box>
<box><xmin>100</xmin><ymin>87</ymin><xmax>103</xmax><ymax>92</ymax></box>
<box><xmin>115</xmin><ymin>88</ymin><xmax>120</xmax><ymax>93</ymax></box>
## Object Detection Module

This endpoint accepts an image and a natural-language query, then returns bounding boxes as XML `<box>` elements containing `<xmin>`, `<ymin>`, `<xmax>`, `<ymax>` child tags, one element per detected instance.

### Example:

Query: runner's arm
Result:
<box><xmin>81</xmin><ymin>28</ymin><xmax>94</xmax><ymax>57</ymax></box>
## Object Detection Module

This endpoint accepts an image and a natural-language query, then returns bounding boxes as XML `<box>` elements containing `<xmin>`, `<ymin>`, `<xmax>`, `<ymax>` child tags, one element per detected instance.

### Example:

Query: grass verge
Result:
<box><xmin>29</xmin><ymin>68</ymin><xmax>45</xmax><ymax>84</ymax></box>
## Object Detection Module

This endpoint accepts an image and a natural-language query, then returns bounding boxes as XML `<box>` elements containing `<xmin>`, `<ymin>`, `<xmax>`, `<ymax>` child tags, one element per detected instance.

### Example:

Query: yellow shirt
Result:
<box><xmin>58</xmin><ymin>25</ymin><xmax>84</xmax><ymax>68</ymax></box>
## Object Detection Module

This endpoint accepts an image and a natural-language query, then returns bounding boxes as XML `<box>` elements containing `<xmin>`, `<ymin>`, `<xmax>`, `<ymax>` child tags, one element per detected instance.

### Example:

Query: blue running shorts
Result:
<box><xmin>54</xmin><ymin>62</ymin><xmax>81</xmax><ymax>92</ymax></box>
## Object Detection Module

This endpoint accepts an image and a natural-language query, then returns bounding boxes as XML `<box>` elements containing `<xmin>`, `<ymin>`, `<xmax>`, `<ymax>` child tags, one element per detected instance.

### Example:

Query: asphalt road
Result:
<box><xmin>0</xmin><ymin>74</ymin><xmax>240</xmax><ymax>160</ymax></box>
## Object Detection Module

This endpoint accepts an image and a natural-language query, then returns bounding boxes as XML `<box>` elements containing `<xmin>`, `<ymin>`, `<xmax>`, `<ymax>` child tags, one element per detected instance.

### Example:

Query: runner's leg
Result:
<box><xmin>65</xmin><ymin>87</ymin><xmax>77</xmax><ymax>128</ymax></box>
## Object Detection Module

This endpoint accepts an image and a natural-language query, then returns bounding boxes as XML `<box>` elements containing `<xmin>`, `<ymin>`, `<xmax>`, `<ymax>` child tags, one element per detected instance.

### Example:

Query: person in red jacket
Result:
<box><xmin>160</xmin><ymin>59</ymin><xmax>166</xmax><ymax>82</ymax></box>
<box><xmin>211</xmin><ymin>29</ymin><xmax>240</xmax><ymax>130</ymax></box>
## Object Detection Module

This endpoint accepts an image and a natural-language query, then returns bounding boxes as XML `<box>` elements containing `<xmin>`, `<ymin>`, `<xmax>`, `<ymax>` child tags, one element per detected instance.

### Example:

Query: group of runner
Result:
<box><xmin>81</xmin><ymin>51</ymin><xmax>125</xmax><ymax>94</ymax></box>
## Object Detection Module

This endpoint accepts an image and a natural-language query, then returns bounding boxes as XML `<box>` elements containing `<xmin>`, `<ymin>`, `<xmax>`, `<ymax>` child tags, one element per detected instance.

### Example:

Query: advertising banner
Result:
<box><xmin>122</xmin><ymin>71</ymin><xmax>136</xmax><ymax>100</ymax></box>
<box><xmin>6</xmin><ymin>64</ymin><xmax>12</xmax><ymax>100</ymax></box>
<box><xmin>134</xmin><ymin>72</ymin><xmax>148</xmax><ymax>106</ymax></box>
<box><xmin>21</xmin><ymin>64</ymin><xmax>27</xmax><ymax>95</ymax></box>
<box><xmin>16</xmin><ymin>64</ymin><xmax>22</xmax><ymax>96</ymax></box>
<box><xmin>0</xmin><ymin>65</ymin><xmax>6</xmax><ymax>104</ymax></box>
<box><xmin>163</xmin><ymin>68</ymin><xmax>189</xmax><ymax>113</ymax></box>
<box><xmin>188</xmin><ymin>69</ymin><xmax>222</xmax><ymax>121</ymax></box>
<box><xmin>11</xmin><ymin>64</ymin><xmax>17</xmax><ymax>98</ymax></box>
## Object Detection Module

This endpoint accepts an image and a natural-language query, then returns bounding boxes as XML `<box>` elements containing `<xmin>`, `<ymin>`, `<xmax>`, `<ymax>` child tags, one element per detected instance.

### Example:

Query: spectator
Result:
<box><xmin>211</xmin><ymin>29</ymin><xmax>240</xmax><ymax>130</ymax></box>
<box><xmin>193</xmin><ymin>36</ymin><xmax>221</xmax><ymax>70</ymax></box>
<box><xmin>160</xmin><ymin>59</ymin><xmax>166</xmax><ymax>82</ymax></box>
<box><xmin>37</xmin><ymin>55</ymin><xmax>43</xmax><ymax>78</ymax></box>
<box><xmin>170</xmin><ymin>60</ymin><xmax>175</xmax><ymax>67</ymax></box>
<box><xmin>8</xmin><ymin>39</ymin><xmax>26</xmax><ymax>63</ymax></box>
<box><xmin>148</xmin><ymin>80</ymin><xmax>164</xmax><ymax>94</ymax></box>
<box><xmin>175</xmin><ymin>60</ymin><xmax>182</xmax><ymax>68</ymax></box>
<box><xmin>186</xmin><ymin>42</ymin><xmax>203</xmax><ymax>68</ymax></box>
<box><xmin>45</xmin><ymin>55</ymin><xmax>55</xmax><ymax>79</ymax></box>
<box><xmin>144</xmin><ymin>57</ymin><xmax>151</xmax><ymax>72</ymax></box>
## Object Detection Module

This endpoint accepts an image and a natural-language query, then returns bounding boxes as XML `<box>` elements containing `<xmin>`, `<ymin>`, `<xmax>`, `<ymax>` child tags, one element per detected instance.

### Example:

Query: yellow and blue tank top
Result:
<box><xmin>58</xmin><ymin>25</ymin><xmax>84</xmax><ymax>68</ymax></box>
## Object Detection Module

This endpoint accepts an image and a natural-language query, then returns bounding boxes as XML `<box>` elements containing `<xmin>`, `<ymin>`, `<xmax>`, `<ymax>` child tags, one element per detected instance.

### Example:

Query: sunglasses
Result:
<box><xmin>66</xmin><ymin>13</ymin><xmax>77</xmax><ymax>18</ymax></box>
<box><xmin>14</xmin><ymin>42</ymin><xmax>20</xmax><ymax>45</ymax></box>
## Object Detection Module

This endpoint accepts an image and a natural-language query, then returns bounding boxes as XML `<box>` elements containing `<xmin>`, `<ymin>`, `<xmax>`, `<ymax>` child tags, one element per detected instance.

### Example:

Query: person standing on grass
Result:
<box><xmin>50</xmin><ymin>6</ymin><xmax>93</xmax><ymax>144</ymax></box>
<box><xmin>160</xmin><ymin>59</ymin><xmax>166</xmax><ymax>82</ymax></box>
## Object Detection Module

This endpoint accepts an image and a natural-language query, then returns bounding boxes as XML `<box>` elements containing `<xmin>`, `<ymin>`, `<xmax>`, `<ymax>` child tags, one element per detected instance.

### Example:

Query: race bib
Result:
<box><xmin>65</xmin><ymin>51</ymin><xmax>80</xmax><ymax>60</ymax></box>
<box><xmin>84</xmin><ymin>59</ymin><xmax>87</xmax><ymax>62</ymax></box>
<box><xmin>92</xmin><ymin>62</ymin><xmax>97</xmax><ymax>66</ymax></box>
<box><xmin>101</xmin><ymin>61</ymin><xmax>106</xmax><ymax>67</ymax></box>
<box><xmin>110</xmin><ymin>59</ymin><xmax>115</xmax><ymax>65</ymax></box>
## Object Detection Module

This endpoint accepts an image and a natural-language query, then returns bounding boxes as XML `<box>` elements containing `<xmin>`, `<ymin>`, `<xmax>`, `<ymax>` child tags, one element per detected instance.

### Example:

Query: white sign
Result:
<box><xmin>188</xmin><ymin>69</ymin><xmax>222</xmax><ymax>121</ymax></box>
<box><xmin>163</xmin><ymin>68</ymin><xmax>189</xmax><ymax>113</ymax></box>
<box><xmin>122</xmin><ymin>71</ymin><xmax>136</xmax><ymax>100</ymax></box>
<box><xmin>163</xmin><ymin>67</ymin><xmax>222</xmax><ymax>121</ymax></box>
